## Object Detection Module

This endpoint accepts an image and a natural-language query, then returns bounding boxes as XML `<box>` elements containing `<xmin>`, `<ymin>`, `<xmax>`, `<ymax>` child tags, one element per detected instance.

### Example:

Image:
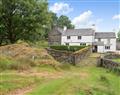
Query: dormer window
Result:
<box><xmin>78</xmin><ymin>36</ymin><xmax>81</xmax><ymax>40</ymax></box>
<box><xmin>67</xmin><ymin>36</ymin><xmax>70</xmax><ymax>39</ymax></box>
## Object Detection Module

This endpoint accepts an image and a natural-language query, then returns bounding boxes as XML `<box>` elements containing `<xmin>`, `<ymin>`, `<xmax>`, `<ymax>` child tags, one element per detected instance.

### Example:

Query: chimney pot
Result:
<box><xmin>63</xmin><ymin>26</ymin><xmax>67</xmax><ymax>31</ymax></box>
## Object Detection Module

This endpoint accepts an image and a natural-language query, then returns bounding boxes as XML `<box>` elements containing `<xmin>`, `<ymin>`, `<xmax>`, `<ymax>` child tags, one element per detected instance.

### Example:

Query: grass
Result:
<box><xmin>1</xmin><ymin>61</ymin><xmax>120</xmax><ymax>95</ymax></box>
<box><xmin>27</xmin><ymin>66</ymin><xmax>120</xmax><ymax>95</ymax></box>
<box><xmin>0</xmin><ymin>74</ymin><xmax>41</xmax><ymax>95</ymax></box>
<box><xmin>112</xmin><ymin>58</ymin><xmax>120</xmax><ymax>63</ymax></box>
<box><xmin>0</xmin><ymin>42</ymin><xmax>120</xmax><ymax>95</ymax></box>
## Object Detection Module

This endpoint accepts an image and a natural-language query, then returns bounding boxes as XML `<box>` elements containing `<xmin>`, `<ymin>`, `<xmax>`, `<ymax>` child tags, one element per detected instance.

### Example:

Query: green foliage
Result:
<box><xmin>50</xmin><ymin>45</ymin><xmax>86</xmax><ymax>52</ymax></box>
<box><xmin>49</xmin><ymin>13</ymin><xmax>74</xmax><ymax>29</ymax></box>
<box><xmin>117</xmin><ymin>31</ymin><xmax>120</xmax><ymax>41</ymax></box>
<box><xmin>29</xmin><ymin>40</ymin><xmax>48</xmax><ymax>48</ymax></box>
<box><xmin>57</xmin><ymin>15</ymin><xmax>74</xmax><ymax>29</ymax></box>
<box><xmin>49</xmin><ymin>12</ymin><xmax>58</xmax><ymax>27</ymax></box>
<box><xmin>0</xmin><ymin>0</ymin><xmax>51</xmax><ymax>44</ymax></box>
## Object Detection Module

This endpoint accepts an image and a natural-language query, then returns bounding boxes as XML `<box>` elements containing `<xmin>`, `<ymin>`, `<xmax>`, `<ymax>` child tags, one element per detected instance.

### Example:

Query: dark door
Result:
<box><xmin>93</xmin><ymin>45</ymin><xmax>97</xmax><ymax>52</ymax></box>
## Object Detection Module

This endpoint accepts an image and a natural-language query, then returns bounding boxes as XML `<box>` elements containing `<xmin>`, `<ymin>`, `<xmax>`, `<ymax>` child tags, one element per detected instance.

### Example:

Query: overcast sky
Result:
<box><xmin>48</xmin><ymin>0</ymin><xmax>120</xmax><ymax>32</ymax></box>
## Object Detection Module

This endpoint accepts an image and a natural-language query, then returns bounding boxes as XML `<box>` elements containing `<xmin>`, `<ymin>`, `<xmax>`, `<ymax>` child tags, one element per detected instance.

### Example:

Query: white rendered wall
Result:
<box><xmin>98</xmin><ymin>46</ymin><xmax>104</xmax><ymax>53</ymax></box>
<box><xmin>61</xmin><ymin>36</ymin><xmax>94</xmax><ymax>46</ymax></box>
<box><xmin>95</xmin><ymin>38</ymin><xmax>116</xmax><ymax>52</ymax></box>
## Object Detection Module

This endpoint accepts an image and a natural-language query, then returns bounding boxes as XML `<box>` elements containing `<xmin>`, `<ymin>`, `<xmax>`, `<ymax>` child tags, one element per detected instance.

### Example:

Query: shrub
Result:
<box><xmin>50</xmin><ymin>45</ymin><xmax>86</xmax><ymax>52</ymax></box>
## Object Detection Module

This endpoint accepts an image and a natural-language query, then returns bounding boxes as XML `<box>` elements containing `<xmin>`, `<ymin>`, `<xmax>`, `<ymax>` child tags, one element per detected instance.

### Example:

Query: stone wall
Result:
<box><xmin>47</xmin><ymin>47</ymin><xmax>91</xmax><ymax>65</ymax></box>
<box><xmin>104</xmin><ymin>53</ymin><xmax>120</xmax><ymax>59</ymax></box>
<box><xmin>98</xmin><ymin>53</ymin><xmax>120</xmax><ymax>74</ymax></box>
<box><xmin>48</xmin><ymin>27</ymin><xmax>61</xmax><ymax>45</ymax></box>
<box><xmin>98</xmin><ymin>58</ymin><xmax>119</xmax><ymax>69</ymax></box>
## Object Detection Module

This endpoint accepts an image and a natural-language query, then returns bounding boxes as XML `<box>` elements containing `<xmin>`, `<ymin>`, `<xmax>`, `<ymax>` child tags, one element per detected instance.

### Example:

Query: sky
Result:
<box><xmin>48</xmin><ymin>0</ymin><xmax>120</xmax><ymax>32</ymax></box>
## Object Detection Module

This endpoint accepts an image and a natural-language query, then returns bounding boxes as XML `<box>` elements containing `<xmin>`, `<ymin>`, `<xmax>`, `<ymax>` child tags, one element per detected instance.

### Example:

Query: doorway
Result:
<box><xmin>93</xmin><ymin>45</ymin><xmax>97</xmax><ymax>52</ymax></box>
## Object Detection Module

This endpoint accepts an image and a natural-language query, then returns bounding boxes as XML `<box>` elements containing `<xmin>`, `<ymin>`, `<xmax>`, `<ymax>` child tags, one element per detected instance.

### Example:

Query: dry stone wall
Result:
<box><xmin>47</xmin><ymin>47</ymin><xmax>91</xmax><ymax>65</ymax></box>
<box><xmin>98</xmin><ymin>53</ymin><xmax>120</xmax><ymax>74</ymax></box>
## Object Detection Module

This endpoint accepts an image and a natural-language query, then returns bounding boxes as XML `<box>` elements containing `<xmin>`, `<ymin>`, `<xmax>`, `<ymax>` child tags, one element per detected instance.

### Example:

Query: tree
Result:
<box><xmin>118</xmin><ymin>30</ymin><xmax>120</xmax><ymax>41</ymax></box>
<box><xmin>49</xmin><ymin>12</ymin><xmax>58</xmax><ymax>28</ymax></box>
<box><xmin>57</xmin><ymin>15</ymin><xmax>74</xmax><ymax>29</ymax></box>
<box><xmin>0</xmin><ymin>0</ymin><xmax>51</xmax><ymax>44</ymax></box>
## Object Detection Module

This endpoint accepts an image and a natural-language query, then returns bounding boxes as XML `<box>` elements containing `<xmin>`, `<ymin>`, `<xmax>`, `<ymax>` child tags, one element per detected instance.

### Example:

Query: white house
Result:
<box><xmin>94</xmin><ymin>32</ymin><xmax>116</xmax><ymax>53</ymax></box>
<box><xmin>48</xmin><ymin>27</ymin><xmax>116</xmax><ymax>53</ymax></box>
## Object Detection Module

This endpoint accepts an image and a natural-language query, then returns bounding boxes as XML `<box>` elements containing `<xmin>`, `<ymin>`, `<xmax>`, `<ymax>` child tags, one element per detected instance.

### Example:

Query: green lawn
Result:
<box><xmin>0</xmin><ymin>42</ymin><xmax>120</xmax><ymax>95</ymax></box>
<box><xmin>1</xmin><ymin>63</ymin><xmax>120</xmax><ymax>95</ymax></box>
<box><xmin>113</xmin><ymin>58</ymin><xmax>120</xmax><ymax>63</ymax></box>
<box><xmin>0</xmin><ymin>73</ymin><xmax>41</xmax><ymax>95</ymax></box>
<box><xmin>27</xmin><ymin>66</ymin><xmax>120</xmax><ymax>95</ymax></box>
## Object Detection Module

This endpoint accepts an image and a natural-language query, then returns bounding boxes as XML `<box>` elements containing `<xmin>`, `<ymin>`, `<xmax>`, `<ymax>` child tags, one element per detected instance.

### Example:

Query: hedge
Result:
<box><xmin>50</xmin><ymin>45</ymin><xmax>87</xmax><ymax>52</ymax></box>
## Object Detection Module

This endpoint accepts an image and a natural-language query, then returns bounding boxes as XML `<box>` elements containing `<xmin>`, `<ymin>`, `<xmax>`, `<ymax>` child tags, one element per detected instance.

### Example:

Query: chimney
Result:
<box><xmin>91</xmin><ymin>24</ymin><xmax>96</xmax><ymax>31</ymax></box>
<box><xmin>63</xmin><ymin>26</ymin><xmax>67</xmax><ymax>31</ymax></box>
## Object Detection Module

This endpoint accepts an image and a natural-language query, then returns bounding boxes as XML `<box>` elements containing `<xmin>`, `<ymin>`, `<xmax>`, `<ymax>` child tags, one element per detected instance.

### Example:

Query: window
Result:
<box><xmin>78</xmin><ymin>36</ymin><xmax>81</xmax><ymax>39</ymax></box>
<box><xmin>80</xmin><ymin>43</ymin><xmax>86</xmax><ymax>46</ymax></box>
<box><xmin>66</xmin><ymin>43</ymin><xmax>69</xmax><ymax>46</ymax></box>
<box><xmin>67</xmin><ymin>36</ymin><xmax>70</xmax><ymax>39</ymax></box>
<box><xmin>105</xmin><ymin>46</ymin><xmax>110</xmax><ymax>49</ymax></box>
<box><xmin>98</xmin><ymin>38</ymin><xmax>101</xmax><ymax>41</ymax></box>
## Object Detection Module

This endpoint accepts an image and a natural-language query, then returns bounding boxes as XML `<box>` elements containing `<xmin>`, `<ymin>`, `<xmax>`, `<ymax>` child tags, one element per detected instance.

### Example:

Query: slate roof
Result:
<box><xmin>95</xmin><ymin>32</ymin><xmax>116</xmax><ymax>39</ymax></box>
<box><xmin>93</xmin><ymin>42</ymin><xmax>104</xmax><ymax>46</ymax></box>
<box><xmin>56</xmin><ymin>27</ymin><xmax>116</xmax><ymax>38</ymax></box>
<box><xmin>60</xmin><ymin>28</ymin><xmax>95</xmax><ymax>36</ymax></box>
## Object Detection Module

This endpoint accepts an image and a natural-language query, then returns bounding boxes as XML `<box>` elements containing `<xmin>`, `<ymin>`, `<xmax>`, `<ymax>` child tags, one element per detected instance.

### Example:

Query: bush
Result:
<box><xmin>50</xmin><ymin>45</ymin><xmax>86</xmax><ymax>52</ymax></box>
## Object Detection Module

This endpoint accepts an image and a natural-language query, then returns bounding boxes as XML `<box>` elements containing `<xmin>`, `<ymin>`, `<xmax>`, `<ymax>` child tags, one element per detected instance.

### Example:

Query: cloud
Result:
<box><xmin>72</xmin><ymin>10</ymin><xmax>93</xmax><ymax>28</ymax></box>
<box><xmin>112</xmin><ymin>14</ymin><xmax>120</xmax><ymax>20</ymax></box>
<box><xmin>49</xmin><ymin>2</ymin><xmax>73</xmax><ymax>14</ymax></box>
<box><xmin>72</xmin><ymin>10</ymin><xmax>103</xmax><ymax>31</ymax></box>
